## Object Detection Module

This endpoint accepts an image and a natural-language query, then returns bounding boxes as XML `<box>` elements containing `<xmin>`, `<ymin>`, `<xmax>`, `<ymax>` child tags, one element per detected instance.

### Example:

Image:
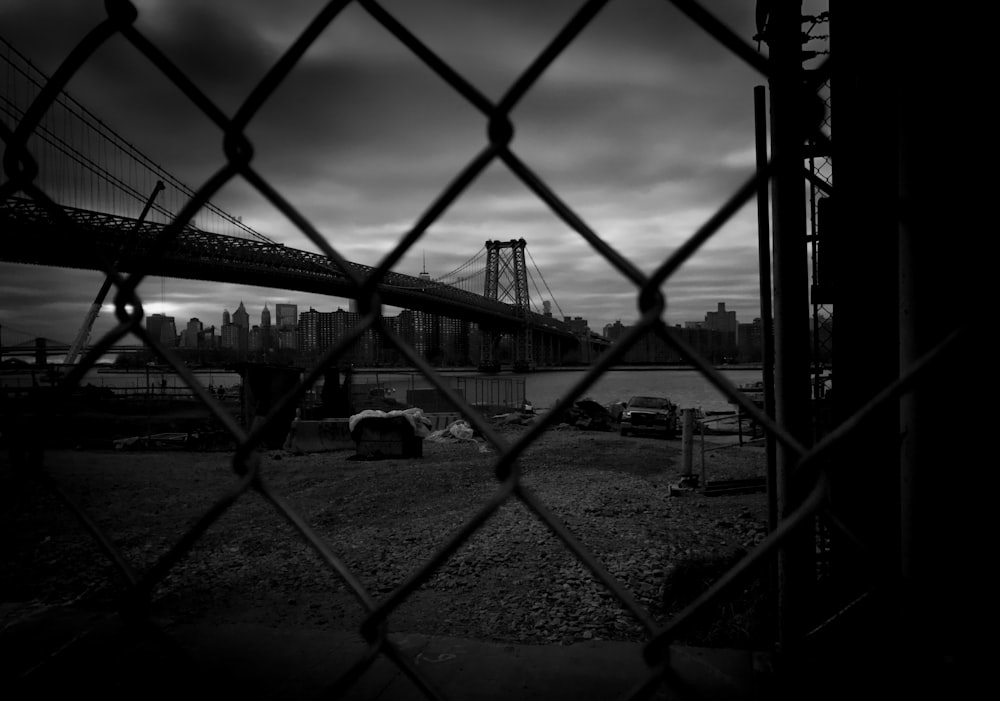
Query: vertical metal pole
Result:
<box><xmin>737</xmin><ymin>404</ymin><xmax>744</xmax><ymax>445</ymax></box>
<box><xmin>680</xmin><ymin>408</ymin><xmax>695</xmax><ymax>478</ymax></box>
<box><xmin>768</xmin><ymin>0</ymin><xmax>813</xmax><ymax>654</ymax></box>
<box><xmin>754</xmin><ymin>84</ymin><xmax>781</xmax><ymax>636</ymax></box>
<box><xmin>65</xmin><ymin>180</ymin><xmax>165</xmax><ymax>365</ymax></box>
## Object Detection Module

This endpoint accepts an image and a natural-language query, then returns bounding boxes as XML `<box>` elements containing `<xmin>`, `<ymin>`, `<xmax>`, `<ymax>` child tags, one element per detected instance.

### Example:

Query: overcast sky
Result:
<box><xmin>1</xmin><ymin>0</ymin><xmax>828</xmax><ymax>349</ymax></box>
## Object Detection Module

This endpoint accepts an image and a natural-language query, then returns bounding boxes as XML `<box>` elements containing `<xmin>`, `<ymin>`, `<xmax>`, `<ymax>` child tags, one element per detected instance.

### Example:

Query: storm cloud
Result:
<box><xmin>1</xmin><ymin>0</ymin><xmax>797</xmax><ymax>345</ymax></box>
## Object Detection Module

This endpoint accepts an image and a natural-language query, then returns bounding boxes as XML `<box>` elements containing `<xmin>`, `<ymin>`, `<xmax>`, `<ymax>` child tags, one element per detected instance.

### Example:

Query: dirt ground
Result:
<box><xmin>1</xmin><ymin>413</ymin><xmax>772</xmax><ymax>649</ymax></box>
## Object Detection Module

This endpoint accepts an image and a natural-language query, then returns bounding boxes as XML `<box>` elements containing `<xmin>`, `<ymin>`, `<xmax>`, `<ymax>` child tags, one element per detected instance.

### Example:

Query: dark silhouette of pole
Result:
<box><xmin>754</xmin><ymin>84</ymin><xmax>778</xmax><ymax>541</ymax></box>
<box><xmin>64</xmin><ymin>180</ymin><xmax>165</xmax><ymax>364</ymax></box>
<box><xmin>767</xmin><ymin>0</ymin><xmax>813</xmax><ymax>655</ymax></box>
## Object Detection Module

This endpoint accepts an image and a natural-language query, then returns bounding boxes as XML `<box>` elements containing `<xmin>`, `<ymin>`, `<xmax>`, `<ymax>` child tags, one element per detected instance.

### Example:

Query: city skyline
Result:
<box><xmin>159</xmin><ymin>297</ymin><xmax>756</xmax><ymax>339</ymax></box>
<box><xmin>1</xmin><ymin>1</ymin><xmax>829</xmax><ymax>347</ymax></box>
<box><xmin>134</xmin><ymin>297</ymin><xmax>765</xmax><ymax>368</ymax></box>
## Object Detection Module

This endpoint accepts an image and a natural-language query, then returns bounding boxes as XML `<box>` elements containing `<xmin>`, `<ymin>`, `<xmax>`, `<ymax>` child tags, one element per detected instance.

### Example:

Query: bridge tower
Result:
<box><xmin>480</xmin><ymin>239</ymin><xmax>533</xmax><ymax>373</ymax></box>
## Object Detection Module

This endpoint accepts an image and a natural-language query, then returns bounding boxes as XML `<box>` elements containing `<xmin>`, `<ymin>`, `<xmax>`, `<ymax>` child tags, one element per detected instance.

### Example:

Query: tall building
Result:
<box><xmin>603</xmin><ymin>320</ymin><xmax>627</xmax><ymax>341</ymax></box>
<box><xmin>220</xmin><ymin>308</ymin><xmax>234</xmax><ymax>349</ymax></box>
<box><xmin>147</xmin><ymin>314</ymin><xmax>177</xmax><ymax>346</ymax></box>
<box><xmin>275</xmin><ymin>303</ymin><xmax>298</xmax><ymax>350</ymax></box>
<box><xmin>233</xmin><ymin>301</ymin><xmax>249</xmax><ymax>330</ymax></box>
<box><xmin>259</xmin><ymin>304</ymin><xmax>273</xmax><ymax>353</ymax></box>
<box><xmin>275</xmin><ymin>303</ymin><xmax>296</xmax><ymax>329</ymax></box>
<box><xmin>704</xmin><ymin>302</ymin><xmax>737</xmax><ymax>335</ymax></box>
<box><xmin>147</xmin><ymin>314</ymin><xmax>164</xmax><ymax>342</ymax></box>
<box><xmin>201</xmin><ymin>325</ymin><xmax>216</xmax><ymax>348</ymax></box>
<box><xmin>232</xmin><ymin>301</ymin><xmax>250</xmax><ymax>355</ymax></box>
<box><xmin>439</xmin><ymin>316</ymin><xmax>471</xmax><ymax>365</ymax></box>
<box><xmin>738</xmin><ymin>318</ymin><xmax>764</xmax><ymax>363</ymax></box>
<box><xmin>297</xmin><ymin>307</ymin><xmax>359</xmax><ymax>356</ymax></box>
<box><xmin>183</xmin><ymin>318</ymin><xmax>202</xmax><ymax>348</ymax></box>
<box><xmin>297</xmin><ymin>308</ymin><xmax>319</xmax><ymax>353</ymax></box>
<box><xmin>409</xmin><ymin>310</ymin><xmax>434</xmax><ymax>360</ymax></box>
<box><xmin>704</xmin><ymin>302</ymin><xmax>737</xmax><ymax>361</ymax></box>
<box><xmin>221</xmin><ymin>323</ymin><xmax>239</xmax><ymax>350</ymax></box>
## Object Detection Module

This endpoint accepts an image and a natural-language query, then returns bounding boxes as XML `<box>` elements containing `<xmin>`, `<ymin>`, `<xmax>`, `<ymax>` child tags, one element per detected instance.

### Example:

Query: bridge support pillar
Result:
<box><xmin>481</xmin><ymin>239</ymin><xmax>533</xmax><ymax>371</ymax></box>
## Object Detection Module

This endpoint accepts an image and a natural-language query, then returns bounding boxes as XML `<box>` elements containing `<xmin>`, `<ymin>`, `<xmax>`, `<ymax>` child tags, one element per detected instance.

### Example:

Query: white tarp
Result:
<box><xmin>348</xmin><ymin>407</ymin><xmax>433</xmax><ymax>437</ymax></box>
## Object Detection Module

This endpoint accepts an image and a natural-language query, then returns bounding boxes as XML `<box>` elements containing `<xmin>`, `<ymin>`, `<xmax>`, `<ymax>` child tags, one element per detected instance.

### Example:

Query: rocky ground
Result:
<box><xmin>1</xmin><ymin>412</ymin><xmax>773</xmax><ymax>650</ymax></box>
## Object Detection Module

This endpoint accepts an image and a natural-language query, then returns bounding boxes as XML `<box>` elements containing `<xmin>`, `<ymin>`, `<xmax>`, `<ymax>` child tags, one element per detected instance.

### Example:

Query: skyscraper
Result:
<box><xmin>232</xmin><ymin>302</ymin><xmax>250</xmax><ymax>355</ymax></box>
<box><xmin>276</xmin><ymin>303</ymin><xmax>297</xmax><ymax>329</ymax></box>
<box><xmin>275</xmin><ymin>303</ymin><xmax>298</xmax><ymax>350</ymax></box>
<box><xmin>233</xmin><ymin>301</ymin><xmax>249</xmax><ymax>329</ymax></box>
<box><xmin>147</xmin><ymin>313</ymin><xmax>177</xmax><ymax>346</ymax></box>
<box><xmin>220</xmin><ymin>308</ymin><xmax>235</xmax><ymax>349</ymax></box>
<box><xmin>183</xmin><ymin>318</ymin><xmax>202</xmax><ymax>348</ymax></box>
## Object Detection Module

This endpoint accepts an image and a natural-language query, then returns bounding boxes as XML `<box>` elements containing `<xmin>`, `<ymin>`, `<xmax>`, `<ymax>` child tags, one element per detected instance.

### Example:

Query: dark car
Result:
<box><xmin>620</xmin><ymin>395</ymin><xmax>679</xmax><ymax>437</ymax></box>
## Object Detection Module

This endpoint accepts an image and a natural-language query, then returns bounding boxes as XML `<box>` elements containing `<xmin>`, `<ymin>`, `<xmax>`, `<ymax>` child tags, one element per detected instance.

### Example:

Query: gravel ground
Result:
<box><xmin>1</xmin><ymin>419</ymin><xmax>771</xmax><ymax>648</ymax></box>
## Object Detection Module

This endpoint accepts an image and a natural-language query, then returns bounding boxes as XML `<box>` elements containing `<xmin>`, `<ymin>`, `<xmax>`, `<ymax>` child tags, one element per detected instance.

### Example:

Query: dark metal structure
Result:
<box><xmin>480</xmin><ymin>238</ymin><xmax>533</xmax><ymax>372</ymax></box>
<box><xmin>0</xmin><ymin>197</ymin><xmax>575</xmax><ymax>346</ymax></box>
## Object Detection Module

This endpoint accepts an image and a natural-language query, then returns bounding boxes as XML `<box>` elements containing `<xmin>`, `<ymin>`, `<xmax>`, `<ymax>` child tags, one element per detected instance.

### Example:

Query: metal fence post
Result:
<box><xmin>753</xmin><ymin>84</ymin><xmax>778</xmax><ymax>542</ymax></box>
<box><xmin>680</xmin><ymin>408</ymin><xmax>695</xmax><ymax>479</ymax></box>
<box><xmin>767</xmin><ymin>0</ymin><xmax>814</xmax><ymax>656</ymax></box>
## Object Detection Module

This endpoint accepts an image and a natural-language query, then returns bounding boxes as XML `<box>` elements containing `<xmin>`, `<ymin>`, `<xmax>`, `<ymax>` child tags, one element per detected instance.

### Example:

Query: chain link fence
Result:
<box><xmin>1</xmin><ymin>1</ymin><xmax>970</xmax><ymax>699</ymax></box>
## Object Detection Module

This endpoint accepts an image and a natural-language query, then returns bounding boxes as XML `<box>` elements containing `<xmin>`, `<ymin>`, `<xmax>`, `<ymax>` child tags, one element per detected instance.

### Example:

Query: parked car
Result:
<box><xmin>619</xmin><ymin>395</ymin><xmax>679</xmax><ymax>437</ymax></box>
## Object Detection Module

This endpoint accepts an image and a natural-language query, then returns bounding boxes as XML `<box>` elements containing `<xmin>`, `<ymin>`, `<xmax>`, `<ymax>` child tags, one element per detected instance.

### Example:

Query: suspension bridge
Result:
<box><xmin>0</xmin><ymin>36</ymin><xmax>597</xmax><ymax>370</ymax></box>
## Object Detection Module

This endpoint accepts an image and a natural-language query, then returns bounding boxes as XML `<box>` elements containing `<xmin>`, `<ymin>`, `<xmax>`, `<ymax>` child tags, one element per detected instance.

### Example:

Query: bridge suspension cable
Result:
<box><xmin>431</xmin><ymin>247</ymin><xmax>488</xmax><ymax>294</ymax></box>
<box><xmin>1</xmin><ymin>35</ymin><xmax>272</xmax><ymax>243</ymax></box>
<box><xmin>526</xmin><ymin>246</ymin><xmax>564</xmax><ymax>319</ymax></box>
<box><xmin>436</xmin><ymin>247</ymin><xmax>488</xmax><ymax>283</ymax></box>
<box><xmin>388</xmin><ymin>246</ymin><xmax>489</xmax><ymax>296</ymax></box>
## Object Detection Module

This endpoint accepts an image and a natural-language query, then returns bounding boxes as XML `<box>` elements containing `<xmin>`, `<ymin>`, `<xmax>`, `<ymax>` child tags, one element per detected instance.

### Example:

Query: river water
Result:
<box><xmin>2</xmin><ymin>365</ymin><xmax>761</xmax><ymax>414</ymax></box>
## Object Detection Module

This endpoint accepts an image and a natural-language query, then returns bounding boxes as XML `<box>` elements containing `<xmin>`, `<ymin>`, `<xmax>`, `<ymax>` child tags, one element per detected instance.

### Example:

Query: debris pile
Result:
<box><xmin>555</xmin><ymin>399</ymin><xmax>616</xmax><ymax>431</ymax></box>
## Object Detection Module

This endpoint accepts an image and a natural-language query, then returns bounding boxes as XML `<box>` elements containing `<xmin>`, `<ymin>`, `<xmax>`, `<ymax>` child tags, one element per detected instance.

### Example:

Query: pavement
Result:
<box><xmin>1</xmin><ymin>603</ymin><xmax>768</xmax><ymax>700</ymax></box>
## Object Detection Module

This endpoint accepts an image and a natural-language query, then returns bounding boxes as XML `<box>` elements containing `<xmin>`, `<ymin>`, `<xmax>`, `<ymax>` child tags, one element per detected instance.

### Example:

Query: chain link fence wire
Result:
<box><xmin>1</xmin><ymin>1</ymin><xmax>960</xmax><ymax>698</ymax></box>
